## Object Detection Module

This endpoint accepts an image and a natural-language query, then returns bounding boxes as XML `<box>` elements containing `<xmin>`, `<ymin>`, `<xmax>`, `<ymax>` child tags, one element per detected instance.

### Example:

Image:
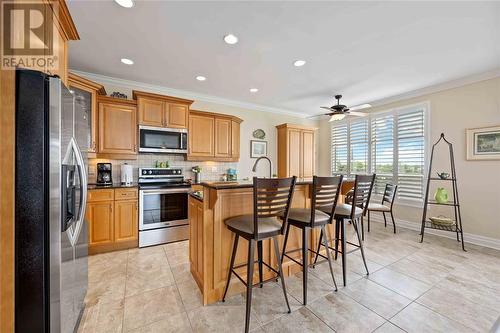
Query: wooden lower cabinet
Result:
<box><xmin>86</xmin><ymin>201</ymin><xmax>114</xmax><ymax>247</ymax></box>
<box><xmin>86</xmin><ymin>188</ymin><xmax>138</xmax><ymax>254</ymax></box>
<box><xmin>189</xmin><ymin>196</ymin><xmax>204</xmax><ymax>290</ymax></box>
<box><xmin>114</xmin><ymin>200</ymin><xmax>138</xmax><ymax>243</ymax></box>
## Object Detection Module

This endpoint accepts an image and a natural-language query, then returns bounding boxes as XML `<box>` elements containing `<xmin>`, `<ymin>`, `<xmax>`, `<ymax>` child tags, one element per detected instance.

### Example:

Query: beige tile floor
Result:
<box><xmin>78</xmin><ymin>222</ymin><xmax>500</xmax><ymax>333</ymax></box>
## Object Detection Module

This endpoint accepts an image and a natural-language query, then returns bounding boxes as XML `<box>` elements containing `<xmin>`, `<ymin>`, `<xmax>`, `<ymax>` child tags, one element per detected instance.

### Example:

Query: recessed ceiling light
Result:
<box><xmin>114</xmin><ymin>0</ymin><xmax>134</xmax><ymax>8</ymax></box>
<box><xmin>293</xmin><ymin>60</ymin><xmax>306</xmax><ymax>67</ymax></box>
<box><xmin>249</xmin><ymin>88</ymin><xmax>259</xmax><ymax>93</ymax></box>
<box><xmin>223</xmin><ymin>34</ymin><xmax>239</xmax><ymax>45</ymax></box>
<box><xmin>120</xmin><ymin>58</ymin><xmax>134</xmax><ymax>65</ymax></box>
<box><xmin>196</xmin><ymin>76</ymin><xmax>207</xmax><ymax>81</ymax></box>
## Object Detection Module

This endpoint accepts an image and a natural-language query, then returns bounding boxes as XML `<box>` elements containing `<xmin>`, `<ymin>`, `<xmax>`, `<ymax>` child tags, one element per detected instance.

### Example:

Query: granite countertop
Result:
<box><xmin>189</xmin><ymin>191</ymin><xmax>204</xmax><ymax>202</ymax></box>
<box><xmin>201</xmin><ymin>178</ymin><xmax>314</xmax><ymax>190</ymax></box>
<box><xmin>87</xmin><ymin>183</ymin><xmax>138</xmax><ymax>190</ymax></box>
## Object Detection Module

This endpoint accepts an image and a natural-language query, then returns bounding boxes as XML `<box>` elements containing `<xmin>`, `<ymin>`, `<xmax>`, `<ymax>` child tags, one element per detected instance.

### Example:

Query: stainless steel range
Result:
<box><xmin>138</xmin><ymin>167</ymin><xmax>191</xmax><ymax>247</ymax></box>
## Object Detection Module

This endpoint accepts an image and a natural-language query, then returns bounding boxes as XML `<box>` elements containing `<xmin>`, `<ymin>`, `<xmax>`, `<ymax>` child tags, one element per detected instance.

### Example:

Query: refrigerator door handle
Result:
<box><xmin>63</xmin><ymin>137</ymin><xmax>87</xmax><ymax>247</ymax></box>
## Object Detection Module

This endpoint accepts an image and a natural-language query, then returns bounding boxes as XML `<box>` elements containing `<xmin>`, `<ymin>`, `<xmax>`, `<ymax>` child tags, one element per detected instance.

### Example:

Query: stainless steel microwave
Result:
<box><xmin>139</xmin><ymin>125</ymin><xmax>188</xmax><ymax>154</ymax></box>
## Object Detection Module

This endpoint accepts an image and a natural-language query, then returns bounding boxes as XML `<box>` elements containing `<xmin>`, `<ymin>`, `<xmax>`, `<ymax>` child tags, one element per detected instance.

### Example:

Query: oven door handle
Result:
<box><xmin>140</xmin><ymin>188</ymin><xmax>191</xmax><ymax>195</ymax></box>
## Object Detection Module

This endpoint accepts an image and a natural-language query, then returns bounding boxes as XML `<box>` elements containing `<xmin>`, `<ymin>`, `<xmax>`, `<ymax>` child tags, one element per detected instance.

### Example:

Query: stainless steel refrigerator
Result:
<box><xmin>15</xmin><ymin>69</ymin><xmax>88</xmax><ymax>333</ymax></box>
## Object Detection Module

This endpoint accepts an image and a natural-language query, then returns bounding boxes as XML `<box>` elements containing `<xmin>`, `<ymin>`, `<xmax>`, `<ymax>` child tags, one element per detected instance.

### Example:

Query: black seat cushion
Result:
<box><xmin>286</xmin><ymin>208</ymin><xmax>331</xmax><ymax>225</ymax></box>
<box><xmin>225</xmin><ymin>214</ymin><xmax>282</xmax><ymax>238</ymax></box>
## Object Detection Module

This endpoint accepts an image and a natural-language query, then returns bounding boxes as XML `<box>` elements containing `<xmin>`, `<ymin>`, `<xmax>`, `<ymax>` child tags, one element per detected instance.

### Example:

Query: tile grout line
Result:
<box><xmin>119</xmin><ymin>249</ymin><xmax>129</xmax><ymax>333</ymax></box>
<box><xmin>85</xmin><ymin>230</ymin><xmax>499</xmax><ymax>333</ymax></box>
<box><xmin>413</xmin><ymin>301</ymin><xmax>479</xmax><ymax>333</ymax></box>
<box><xmin>164</xmin><ymin>243</ymin><xmax>196</xmax><ymax>332</ymax></box>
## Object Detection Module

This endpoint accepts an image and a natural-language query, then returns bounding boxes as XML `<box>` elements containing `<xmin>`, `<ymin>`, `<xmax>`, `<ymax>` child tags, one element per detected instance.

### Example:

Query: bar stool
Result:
<box><xmin>280</xmin><ymin>176</ymin><xmax>342</xmax><ymax>305</ymax></box>
<box><xmin>367</xmin><ymin>184</ymin><xmax>398</xmax><ymax>234</ymax></box>
<box><xmin>221</xmin><ymin>176</ymin><xmax>297</xmax><ymax>333</ymax></box>
<box><xmin>314</xmin><ymin>174</ymin><xmax>375</xmax><ymax>286</ymax></box>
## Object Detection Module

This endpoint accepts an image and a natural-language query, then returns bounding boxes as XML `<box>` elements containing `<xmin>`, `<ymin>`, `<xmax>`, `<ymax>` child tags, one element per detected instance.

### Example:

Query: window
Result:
<box><xmin>330</xmin><ymin>103</ymin><xmax>428</xmax><ymax>203</ymax></box>
<box><xmin>331</xmin><ymin>123</ymin><xmax>348</xmax><ymax>173</ymax></box>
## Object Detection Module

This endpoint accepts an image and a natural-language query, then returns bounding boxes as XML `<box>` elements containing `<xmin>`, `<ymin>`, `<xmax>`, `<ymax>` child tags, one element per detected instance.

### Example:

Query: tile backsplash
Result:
<box><xmin>88</xmin><ymin>154</ymin><xmax>238</xmax><ymax>184</ymax></box>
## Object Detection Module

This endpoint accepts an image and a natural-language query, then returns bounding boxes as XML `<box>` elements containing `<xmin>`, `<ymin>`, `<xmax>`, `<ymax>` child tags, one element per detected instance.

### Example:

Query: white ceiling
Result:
<box><xmin>68</xmin><ymin>1</ymin><xmax>500</xmax><ymax>117</ymax></box>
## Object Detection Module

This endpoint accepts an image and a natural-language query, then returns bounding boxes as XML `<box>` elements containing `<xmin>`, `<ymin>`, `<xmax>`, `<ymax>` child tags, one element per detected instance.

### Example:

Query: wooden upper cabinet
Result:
<box><xmin>187</xmin><ymin>110</ymin><xmax>242</xmax><ymax>161</ymax></box>
<box><xmin>98</xmin><ymin>96</ymin><xmax>137</xmax><ymax>157</ymax></box>
<box><xmin>46</xmin><ymin>0</ymin><xmax>80</xmax><ymax>85</ymax></box>
<box><xmin>189</xmin><ymin>114</ymin><xmax>215</xmax><ymax>157</ymax></box>
<box><xmin>167</xmin><ymin>103</ymin><xmax>189</xmax><ymax>129</ymax></box>
<box><xmin>276</xmin><ymin>124</ymin><xmax>317</xmax><ymax>178</ymax></box>
<box><xmin>133</xmin><ymin>90</ymin><xmax>193</xmax><ymax>129</ymax></box>
<box><xmin>288</xmin><ymin>129</ymin><xmax>302</xmax><ymax>177</ymax></box>
<box><xmin>68</xmin><ymin>73</ymin><xmax>106</xmax><ymax>155</ymax></box>
<box><xmin>301</xmin><ymin>130</ymin><xmax>315</xmax><ymax>178</ymax></box>
<box><xmin>231</xmin><ymin>120</ymin><xmax>240</xmax><ymax>159</ymax></box>
<box><xmin>137</xmin><ymin>97</ymin><xmax>165</xmax><ymax>127</ymax></box>
<box><xmin>215</xmin><ymin>118</ymin><xmax>232</xmax><ymax>157</ymax></box>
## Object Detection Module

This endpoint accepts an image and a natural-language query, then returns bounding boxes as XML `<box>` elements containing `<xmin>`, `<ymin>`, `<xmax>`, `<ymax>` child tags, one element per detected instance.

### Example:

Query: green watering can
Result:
<box><xmin>434</xmin><ymin>188</ymin><xmax>448</xmax><ymax>204</ymax></box>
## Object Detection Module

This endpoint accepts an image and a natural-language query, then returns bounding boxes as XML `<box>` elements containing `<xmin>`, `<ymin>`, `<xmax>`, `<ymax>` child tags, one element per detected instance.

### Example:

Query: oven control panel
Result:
<box><xmin>139</xmin><ymin>168</ymin><xmax>183</xmax><ymax>177</ymax></box>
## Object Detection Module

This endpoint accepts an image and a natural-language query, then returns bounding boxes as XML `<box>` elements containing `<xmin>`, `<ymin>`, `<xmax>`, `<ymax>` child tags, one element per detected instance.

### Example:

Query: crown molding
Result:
<box><xmin>71</xmin><ymin>68</ymin><xmax>499</xmax><ymax>119</ymax></box>
<box><xmin>369</xmin><ymin>68</ymin><xmax>500</xmax><ymax>108</ymax></box>
<box><xmin>70</xmin><ymin>70</ymin><xmax>310</xmax><ymax>118</ymax></box>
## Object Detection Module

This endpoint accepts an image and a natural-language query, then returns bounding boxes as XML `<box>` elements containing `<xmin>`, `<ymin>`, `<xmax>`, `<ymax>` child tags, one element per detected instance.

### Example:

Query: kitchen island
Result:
<box><xmin>188</xmin><ymin>179</ymin><xmax>354</xmax><ymax>305</ymax></box>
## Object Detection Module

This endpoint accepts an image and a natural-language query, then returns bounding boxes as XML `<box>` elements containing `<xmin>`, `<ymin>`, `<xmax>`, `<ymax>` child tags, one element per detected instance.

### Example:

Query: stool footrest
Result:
<box><xmin>230</xmin><ymin>259</ymin><xmax>280</xmax><ymax>287</ymax></box>
<box><xmin>230</xmin><ymin>270</ymin><xmax>282</xmax><ymax>288</ymax></box>
<box><xmin>283</xmin><ymin>253</ymin><xmax>303</xmax><ymax>266</ymax></box>
<box><xmin>283</xmin><ymin>248</ymin><xmax>329</xmax><ymax>268</ymax></box>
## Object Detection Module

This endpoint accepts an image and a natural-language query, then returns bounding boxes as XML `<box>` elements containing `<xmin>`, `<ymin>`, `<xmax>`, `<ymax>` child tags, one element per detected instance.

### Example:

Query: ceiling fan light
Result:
<box><xmin>329</xmin><ymin>113</ymin><xmax>346</xmax><ymax>122</ymax></box>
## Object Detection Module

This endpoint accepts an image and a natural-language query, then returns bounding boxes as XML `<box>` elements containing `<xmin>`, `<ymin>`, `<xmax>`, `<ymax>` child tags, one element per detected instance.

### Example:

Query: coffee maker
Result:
<box><xmin>96</xmin><ymin>163</ymin><xmax>112</xmax><ymax>185</ymax></box>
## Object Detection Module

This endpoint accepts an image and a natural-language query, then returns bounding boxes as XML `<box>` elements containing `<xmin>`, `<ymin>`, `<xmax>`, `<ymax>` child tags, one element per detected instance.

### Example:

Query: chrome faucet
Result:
<box><xmin>252</xmin><ymin>156</ymin><xmax>273</xmax><ymax>178</ymax></box>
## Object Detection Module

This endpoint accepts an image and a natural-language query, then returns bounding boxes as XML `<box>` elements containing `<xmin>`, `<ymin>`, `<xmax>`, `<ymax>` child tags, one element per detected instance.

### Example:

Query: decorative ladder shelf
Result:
<box><xmin>420</xmin><ymin>133</ymin><xmax>466</xmax><ymax>251</ymax></box>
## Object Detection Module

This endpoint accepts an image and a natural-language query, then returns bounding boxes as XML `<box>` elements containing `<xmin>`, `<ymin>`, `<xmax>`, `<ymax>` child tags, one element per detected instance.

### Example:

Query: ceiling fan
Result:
<box><xmin>310</xmin><ymin>94</ymin><xmax>371</xmax><ymax>122</ymax></box>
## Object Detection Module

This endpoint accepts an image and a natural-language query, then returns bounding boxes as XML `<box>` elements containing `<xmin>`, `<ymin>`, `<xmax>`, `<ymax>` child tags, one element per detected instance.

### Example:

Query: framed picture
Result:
<box><xmin>466</xmin><ymin>125</ymin><xmax>500</xmax><ymax>160</ymax></box>
<box><xmin>250</xmin><ymin>140</ymin><xmax>267</xmax><ymax>158</ymax></box>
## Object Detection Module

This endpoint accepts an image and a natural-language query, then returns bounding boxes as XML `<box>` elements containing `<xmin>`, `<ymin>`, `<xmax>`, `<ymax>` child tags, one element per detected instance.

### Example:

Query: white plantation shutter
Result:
<box><xmin>349</xmin><ymin>120</ymin><xmax>369</xmax><ymax>174</ymax></box>
<box><xmin>371</xmin><ymin>114</ymin><xmax>394</xmax><ymax>194</ymax></box>
<box><xmin>396</xmin><ymin>109</ymin><xmax>425</xmax><ymax>200</ymax></box>
<box><xmin>331</xmin><ymin>103</ymin><xmax>428</xmax><ymax>203</ymax></box>
<box><xmin>331</xmin><ymin>123</ymin><xmax>348</xmax><ymax>174</ymax></box>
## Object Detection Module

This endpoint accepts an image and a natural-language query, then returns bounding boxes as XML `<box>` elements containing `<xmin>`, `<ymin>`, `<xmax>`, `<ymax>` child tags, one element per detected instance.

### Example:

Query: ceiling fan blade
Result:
<box><xmin>348</xmin><ymin>111</ymin><xmax>368</xmax><ymax>117</ymax></box>
<box><xmin>349</xmin><ymin>103</ymin><xmax>372</xmax><ymax>111</ymax></box>
<box><xmin>320</xmin><ymin>106</ymin><xmax>333</xmax><ymax>111</ymax></box>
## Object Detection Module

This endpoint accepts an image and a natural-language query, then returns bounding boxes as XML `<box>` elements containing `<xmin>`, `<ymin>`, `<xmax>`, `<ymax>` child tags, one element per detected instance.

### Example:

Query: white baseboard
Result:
<box><xmin>368</xmin><ymin>215</ymin><xmax>500</xmax><ymax>251</ymax></box>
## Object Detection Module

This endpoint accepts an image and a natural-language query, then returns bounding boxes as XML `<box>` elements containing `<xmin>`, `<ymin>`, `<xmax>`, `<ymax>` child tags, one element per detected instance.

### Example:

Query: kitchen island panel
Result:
<box><xmin>190</xmin><ymin>184</ymin><xmax>330</xmax><ymax>305</ymax></box>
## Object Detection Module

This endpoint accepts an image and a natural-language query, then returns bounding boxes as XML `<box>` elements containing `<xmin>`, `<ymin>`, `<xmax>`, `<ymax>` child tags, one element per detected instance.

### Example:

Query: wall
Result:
<box><xmin>319</xmin><ymin>76</ymin><xmax>500</xmax><ymax>241</ymax></box>
<box><xmin>79</xmin><ymin>72</ymin><xmax>319</xmax><ymax>183</ymax></box>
